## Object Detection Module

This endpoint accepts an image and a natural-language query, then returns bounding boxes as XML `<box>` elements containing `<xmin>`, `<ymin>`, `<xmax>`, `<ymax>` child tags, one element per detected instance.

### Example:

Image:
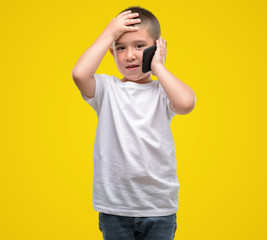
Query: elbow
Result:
<box><xmin>184</xmin><ymin>94</ymin><xmax>196</xmax><ymax>114</ymax></box>
<box><xmin>72</xmin><ymin>68</ymin><xmax>81</xmax><ymax>81</ymax></box>
<box><xmin>72</xmin><ymin>68</ymin><xmax>94</xmax><ymax>83</ymax></box>
<box><xmin>175</xmin><ymin>104</ymin><xmax>195</xmax><ymax>115</ymax></box>
<box><xmin>173</xmin><ymin>94</ymin><xmax>196</xmax><ymax>115</ymax></box>
<box><xmin>184</xmin><ymin>102</ymin><xmax>196</xmax><ymax>114</ymax></box>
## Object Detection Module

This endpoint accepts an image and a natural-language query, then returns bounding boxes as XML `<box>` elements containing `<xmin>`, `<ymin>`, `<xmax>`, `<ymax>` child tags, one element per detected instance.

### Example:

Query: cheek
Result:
<box><xmin>115</xmin><ymin>53</ymin><xmax>124</xmax><ymax>64</ymax></box>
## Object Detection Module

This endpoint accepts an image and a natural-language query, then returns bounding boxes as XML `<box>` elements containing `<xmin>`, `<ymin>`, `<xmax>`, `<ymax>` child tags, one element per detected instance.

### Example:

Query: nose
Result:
<box><xmin>126</xmin><ymin>48</ymin><xmax>136</xmax><ymax>61</ymax></box>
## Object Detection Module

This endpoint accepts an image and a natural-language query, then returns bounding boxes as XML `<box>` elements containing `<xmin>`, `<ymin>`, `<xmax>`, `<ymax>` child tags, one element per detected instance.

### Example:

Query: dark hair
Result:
<box><xmin>118</xmin><ymin>6</ymin><xmax>161</xmax><ymax>44</ymax></box>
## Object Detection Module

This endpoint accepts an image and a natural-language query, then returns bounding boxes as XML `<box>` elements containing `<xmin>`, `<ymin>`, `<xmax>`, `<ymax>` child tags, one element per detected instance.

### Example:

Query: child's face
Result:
<box><xmin>110</xmin><ymin>24</ymin><xmax>155</xmax><ymax>84</ymax></box>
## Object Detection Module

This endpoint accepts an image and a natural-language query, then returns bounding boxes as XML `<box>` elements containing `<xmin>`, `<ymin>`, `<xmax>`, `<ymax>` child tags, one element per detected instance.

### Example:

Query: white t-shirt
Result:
<box><xmin>81</xmin><ymin>73</ymin><xmax>180</xmax><ymax>217</ymax></box>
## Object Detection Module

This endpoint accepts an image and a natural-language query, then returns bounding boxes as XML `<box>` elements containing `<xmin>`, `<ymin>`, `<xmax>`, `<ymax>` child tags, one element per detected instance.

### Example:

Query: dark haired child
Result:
<box><xmin>72</xmin><ymin>6</ymin><xmax>196</xmax><ymax>240</ymax></box>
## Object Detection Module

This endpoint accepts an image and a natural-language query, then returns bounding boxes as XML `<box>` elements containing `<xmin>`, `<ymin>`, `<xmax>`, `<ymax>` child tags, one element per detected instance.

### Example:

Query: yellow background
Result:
<box><xmin>1</xmin><ymin>0</ymin><xmax>266</xmax><ymax>239</ymax></box>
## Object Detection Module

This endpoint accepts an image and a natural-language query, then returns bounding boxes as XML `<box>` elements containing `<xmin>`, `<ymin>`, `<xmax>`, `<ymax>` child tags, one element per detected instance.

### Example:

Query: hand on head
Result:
<box><xmin>105</xmin><ymin>10</ymin><xmax>141</xmax><ymax>41</ymax></box>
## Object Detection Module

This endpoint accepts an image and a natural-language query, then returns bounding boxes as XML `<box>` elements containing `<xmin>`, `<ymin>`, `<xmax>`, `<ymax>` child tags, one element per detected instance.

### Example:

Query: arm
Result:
<box><xmin>151</xmin><ymin>37</ymin><xmax>196</xmax><ymax>115</ymax></box>
<box><xmin>71</xmin><ymin>31</ymin><xmax>113</xmax><ymax>98</ymax></box>
<box><xmin>72</xmin><ymin>10</ymin><xmax>141</xmax><ymax>98</ymax></box>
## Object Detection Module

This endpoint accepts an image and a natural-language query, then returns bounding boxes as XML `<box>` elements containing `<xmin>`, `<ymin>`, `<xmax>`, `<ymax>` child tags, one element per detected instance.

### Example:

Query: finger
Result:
<box><xmin>162</xmin><ymin>42</ymin><xmax>167</xmax><ymax>55</ymax></box>
<box><xmin>162</xmin><ymin>39</ymin><xmax>166</xmax><ymax>50</ymax></box>
<box><xmin>158</xmin><ymin>37</ymin><xmax>166</xmax><ymax>63</ymax></box>
<box><xmin>117</xmin><ymin>10</ymin><xmax>132</xmax><ymax>18</ymax></box>
<box><xmin>125</xmin><ymin>12</ymin><xmax>139</xmax><ymax>19</ymax></box>
<box><xmin>161</xmin><ymin>37</ymin><xmax>165</xmax><ymax>48</ymax></box>
<box><xmin>156</xmin><ymin>39</ymin><xmax>160</xmax><ymax>50</ymax></box>
<box><xmin>158</xmin><ymin>38</ymin><xmax>162</xmax><ymax>50</ymax></box>
<box><xmin>157</xmin><ymin>39</ymin><xmax>162</xmax><ymax>57</ymax></box>
<box><xmin>126</xmin><ymin>26</ymin><xmax>139</xmax><ymax>32</ymax></box>
<box><xmin>160</xmin><ymin>38</ymin><xmax>166</xmax><ymax>51</ymax></box>
<box><xmin>122</xmin><ymin>10</ymin><xmax>132</xmax><ymax>15</ymax></box>
<box><xmin>160</xmin><ymin>38</ymin><xmax>164</xmax><ymax>51</ymax></box>
<box><xmin>163</xmin><ymin>39</ymin><xmax>167</xmax><ymax>63</ymax></box>
<box><xmin>125</xmin><ymin>18</ymin><xmax>141</xmax><ymax>25</ymax></box>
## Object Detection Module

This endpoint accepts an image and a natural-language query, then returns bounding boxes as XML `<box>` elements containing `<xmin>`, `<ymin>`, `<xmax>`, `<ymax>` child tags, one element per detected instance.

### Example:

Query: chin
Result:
<box><xmin>123</xmin><ymin>73</ymin><xmax>151</xmax><ymax>82</ymax></box>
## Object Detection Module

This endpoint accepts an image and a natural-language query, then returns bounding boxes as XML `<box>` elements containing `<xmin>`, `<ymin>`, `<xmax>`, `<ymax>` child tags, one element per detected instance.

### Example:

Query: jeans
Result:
<box><xmin>98</xmin><ymin>212</ymin><xmax>177</xmax><ymax>240</ymax></box>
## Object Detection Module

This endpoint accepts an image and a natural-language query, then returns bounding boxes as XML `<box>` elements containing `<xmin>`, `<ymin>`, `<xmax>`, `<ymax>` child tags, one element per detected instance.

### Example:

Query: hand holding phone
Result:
<box><xmin>142</xmin><ymin>45</ymin><xmax>157</xmax><ymax>73</ymax></box>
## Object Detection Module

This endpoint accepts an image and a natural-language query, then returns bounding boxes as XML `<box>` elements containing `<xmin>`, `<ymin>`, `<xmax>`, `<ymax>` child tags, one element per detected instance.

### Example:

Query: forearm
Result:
<box><xmin>72</xmin><ymin>30</ymin><xmax>114</xmax><ymax>79</ymax></box>
<box><xmin>154</xmin><ymin>65</ymin><xmax>196</xmax><ymax>113</ymax></box>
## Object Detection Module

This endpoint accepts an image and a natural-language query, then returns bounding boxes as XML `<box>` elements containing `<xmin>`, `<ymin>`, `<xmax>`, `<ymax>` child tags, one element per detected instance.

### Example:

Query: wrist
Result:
<box><xmin>100</xmin><ymin>29</ymin><xmax>116</xmax><ymax>44</ymax></box>
<box><xmin>152</xmin><ymin>64</ymin><xmax>166</xmax><ymax>77</ymax></box>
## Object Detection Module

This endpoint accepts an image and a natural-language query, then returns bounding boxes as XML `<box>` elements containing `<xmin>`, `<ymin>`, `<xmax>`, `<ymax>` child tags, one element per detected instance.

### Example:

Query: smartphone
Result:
<box><xmin>142</xmin><ymin>45</ymin><xmax>157</xmax><ymax>73</ymax></box>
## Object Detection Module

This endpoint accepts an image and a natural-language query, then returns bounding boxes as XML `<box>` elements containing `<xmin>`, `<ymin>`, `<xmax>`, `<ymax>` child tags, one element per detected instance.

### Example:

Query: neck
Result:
<box><xmin>122</xmin><ymin>74</ymin><xmax>152</xmax><ymax>84</ymax></box>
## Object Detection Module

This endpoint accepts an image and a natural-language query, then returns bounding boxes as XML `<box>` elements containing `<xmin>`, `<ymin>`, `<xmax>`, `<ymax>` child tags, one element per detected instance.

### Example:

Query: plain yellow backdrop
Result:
<box><xmin>1</xmin><ymin>0</ymin><xmax>266</xmax><ymax>239</ymax></box>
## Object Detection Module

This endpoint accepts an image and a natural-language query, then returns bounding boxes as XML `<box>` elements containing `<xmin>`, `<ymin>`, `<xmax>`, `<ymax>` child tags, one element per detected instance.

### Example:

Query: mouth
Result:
<box><xmin>126</xmin><ymin>64</ymin><xmax>140</xmax><ymax>71</ymax></box>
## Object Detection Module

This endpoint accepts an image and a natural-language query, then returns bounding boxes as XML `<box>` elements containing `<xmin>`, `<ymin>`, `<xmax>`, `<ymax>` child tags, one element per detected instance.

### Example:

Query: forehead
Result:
<box><xmin>114</xmin><ymin>25</ymin><xmax>154</xmax><ymax>46</ymax></box>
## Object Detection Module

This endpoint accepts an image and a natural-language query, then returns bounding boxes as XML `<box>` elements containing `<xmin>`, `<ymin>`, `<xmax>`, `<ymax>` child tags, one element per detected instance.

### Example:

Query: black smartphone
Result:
<box><xmin>142</xmin><ymin>45</ymin><xmax>157</xmax><ymax>73</ymax></box>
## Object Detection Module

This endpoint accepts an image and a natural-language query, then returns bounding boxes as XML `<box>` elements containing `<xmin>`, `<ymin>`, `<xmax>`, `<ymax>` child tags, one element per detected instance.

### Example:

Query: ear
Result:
<box><xmin>109</xmin><ymin>46</ymin><xmax>115</xmax><ymax>58</ymax></box>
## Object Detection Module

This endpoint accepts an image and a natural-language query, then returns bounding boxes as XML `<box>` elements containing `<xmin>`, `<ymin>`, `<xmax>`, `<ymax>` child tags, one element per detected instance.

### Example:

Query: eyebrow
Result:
<box><xmin>115</xmin><ymin>40</ymin><xmax>148</xmax><ymax>46</ymax></box>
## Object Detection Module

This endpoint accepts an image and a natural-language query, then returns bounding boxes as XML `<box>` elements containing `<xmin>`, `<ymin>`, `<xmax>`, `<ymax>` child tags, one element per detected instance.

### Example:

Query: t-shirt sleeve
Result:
<box><xmin>80</xmin><ymin>73</ymin><xmax>108</xmax><ymax>115</ymax></box>
<box><xmin>158</xmin><ymin>82</ymin><xmax>177</xmax><ymax>120</ymax></box>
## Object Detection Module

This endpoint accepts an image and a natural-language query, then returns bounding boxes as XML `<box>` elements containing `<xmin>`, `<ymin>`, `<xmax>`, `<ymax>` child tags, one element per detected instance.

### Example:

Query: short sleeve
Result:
<box><xmin>80</xmin><ymin>73</ymin><xmax>108</xmax><ymax>114</ymax></box>
<box><xmin>158</xmin><ymin>82</ymin><xmax>177</xmax><ymax>120</ymax></box>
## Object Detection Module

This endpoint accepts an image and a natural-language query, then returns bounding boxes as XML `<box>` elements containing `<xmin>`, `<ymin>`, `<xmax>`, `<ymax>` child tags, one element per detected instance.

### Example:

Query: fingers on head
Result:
<box><xmin>120</xmin><ymin>11</ymin><xmax>139</xmax><ymax>19</ymax></box>
<box><xmin>121</xmin><ymin>10</ymin><xmax>132</xmax><ymax>16</ymax></box>
<box><xmin>127</xmin><ymin>26</ymin><xmax>139</xmax><ymax>32</ymax></box>
<box><xmin>127</xmin><ymin>18</ymin><xmax>141</xmax><ymax>25</ymax></box>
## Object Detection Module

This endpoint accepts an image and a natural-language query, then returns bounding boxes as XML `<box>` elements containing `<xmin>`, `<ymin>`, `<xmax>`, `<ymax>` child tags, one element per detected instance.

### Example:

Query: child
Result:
<box><xmin>72</xmin><ymin>6</ymin><xmax>196</xmax><ymax>240</ymax></box>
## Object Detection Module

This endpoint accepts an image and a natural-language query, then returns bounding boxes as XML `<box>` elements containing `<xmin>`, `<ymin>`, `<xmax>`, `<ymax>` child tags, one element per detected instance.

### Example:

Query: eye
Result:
<box><xmin>136</xmin><ymin>44</ymin><xmax>145</xmax><ymax>49</ymax></box>
<box><xmin>116</xmin><ymin>46</ymin><xmax>125</xmax><ymax>51</ymax></box>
